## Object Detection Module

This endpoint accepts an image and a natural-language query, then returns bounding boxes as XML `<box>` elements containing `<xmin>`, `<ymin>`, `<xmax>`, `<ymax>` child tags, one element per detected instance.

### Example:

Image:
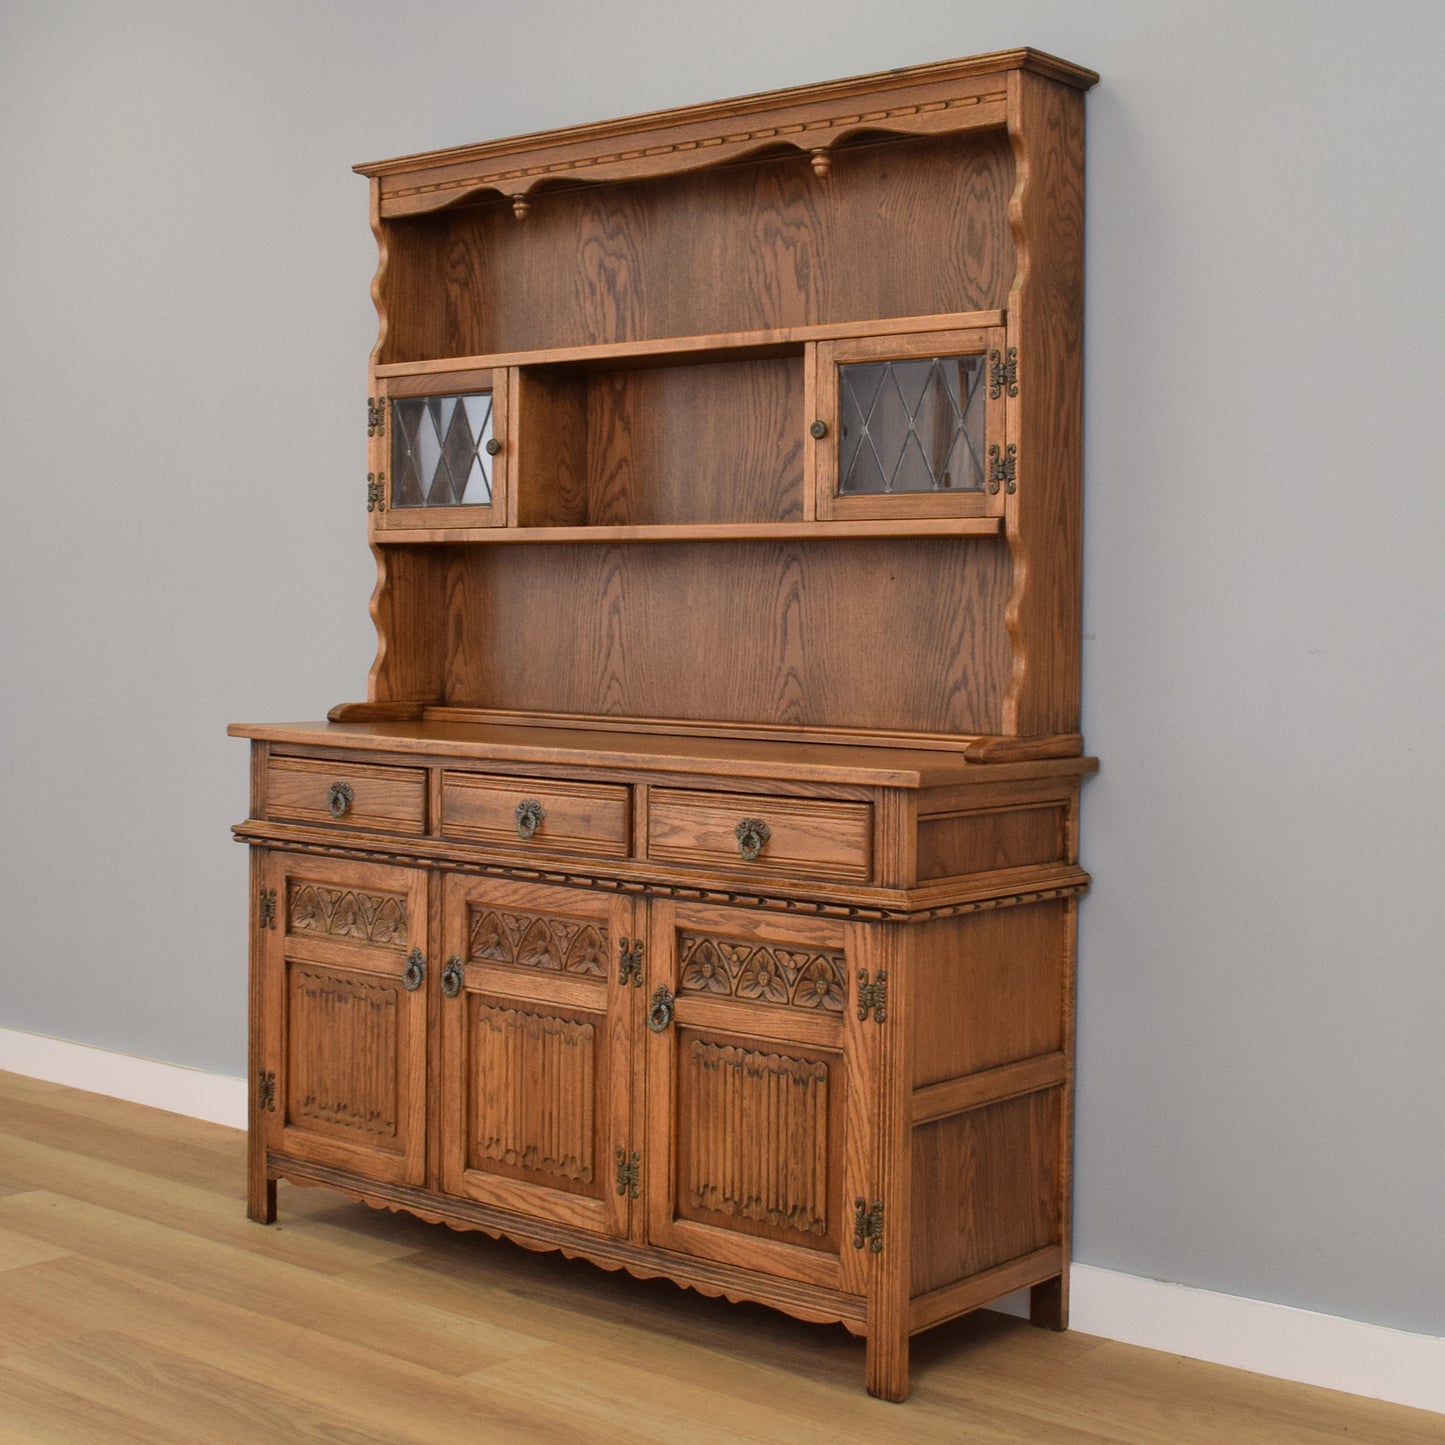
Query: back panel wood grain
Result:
<box><xmin>517</xmin><ymin>357</ymin><xmax>805</xmax><ymax>527</ymax></box>
<box><xmin>379</xmin><ymin>131</ymin><xmax>1015</xmax><ymax>361</ymax></box>
<box><xmin>431</xmin><ymin>538</ymin><xmax>1011</xmax><ymax>735</ymax></box>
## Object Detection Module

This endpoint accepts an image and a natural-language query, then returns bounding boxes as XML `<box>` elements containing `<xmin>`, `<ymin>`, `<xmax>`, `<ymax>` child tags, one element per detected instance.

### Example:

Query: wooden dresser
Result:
<box><xmin>231</xmin><ymin>48</ymin><xmax>1097</xmax><ymax>1401</ymax></box>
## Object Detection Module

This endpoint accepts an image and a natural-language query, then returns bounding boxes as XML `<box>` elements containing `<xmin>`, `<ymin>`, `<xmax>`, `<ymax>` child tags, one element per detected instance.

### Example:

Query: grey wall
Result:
<box><xmin>3</xmin><ymin>0</ymin><xmax>1441</xmax><ymax>1338</ymax></box>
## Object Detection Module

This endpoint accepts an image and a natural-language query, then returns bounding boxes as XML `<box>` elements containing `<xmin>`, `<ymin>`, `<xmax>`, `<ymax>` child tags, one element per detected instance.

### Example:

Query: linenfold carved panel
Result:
<box><xmin>471</xmin><ymin>1003</ymin><xmax>598</xmax><ymax>1189</ymax></box>
<box><xmin>287</xmin><ymin>966</ymin><xmax>399</xmax><ymax>1140</ymax></box>
<box><xmin>683</xmin><ymin>1039</ymin><xmax>830</xmax><ymax>1240</ymax></box>
<box><xmin>288</xmin><ymin>882</ymin><xmax>408</xmax><ymax>947</ymax></box>
<box><xmin>468</xmin><ymin>905</ymin><xmax>608</xmax><ymax>979</ymax></box>
<box><xmin>677</xmin><ymin>931</ymin><xmax>847</xmax><ymax>1013</ymax></box>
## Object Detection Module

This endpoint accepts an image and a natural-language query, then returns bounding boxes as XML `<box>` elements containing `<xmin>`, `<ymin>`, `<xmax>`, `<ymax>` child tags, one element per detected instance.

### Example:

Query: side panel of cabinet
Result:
<box><xmin>643</xmin><ymin>900</ymin><xmax>872</xmax><ymax>1295</ymax></box>
<box><xmin>258</xmin><ymin>853</ymin><xmax>429</xmax><ymax>1187</ymax></box>
<box><xmin>438</xmin><ymin>876</ymin><xmax>637</xmax><ymax>1238</ymax></box>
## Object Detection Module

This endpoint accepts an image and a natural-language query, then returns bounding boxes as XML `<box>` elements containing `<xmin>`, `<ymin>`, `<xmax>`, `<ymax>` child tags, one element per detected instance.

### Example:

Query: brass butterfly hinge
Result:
<box><xmin>258</xmin><ymin>887</ymin><xmax>277</xmax><ymax>931</ymax></box>
<box><xmin>856</xmin><ymin>968</ymin><xmax>888</xmax><ymax>1024</ymax></box>
<box><xmin>853</xmin><ymin>1198</ymin><xmax>884</xmax><ymax>1254</ymax></box>
<box><xmin>618</xmin><ymin>936</ymin><xmax>645</xmax><ymax>988</ymax></box>
<box><xmin>986</xmin><ymin>443</ymin><xmax>1017</xmax><ymax>496</ymax></box>
<box><xmin>615</xmin><ymin>1147</ymin><xmax>641</xmax><ymax>1199</ymax></box>
<box><xmin>367</xmin><ymin>396</ymin><xmax>386</xmax><ymax>437</ymax></box>
<box><xmin>257</xmin><ymin>1070</ymin><xmax>276</xmax><ymax>1112</ymax></box>
<box><xmin>367</xmin><ymin>473</ymin><xmax>386</xmax><ymax>512</ymax></box>
<box><xmin>988</xmin><ymin>346</ymin><xmax>1019</xmax><ymax>398</ymax></box>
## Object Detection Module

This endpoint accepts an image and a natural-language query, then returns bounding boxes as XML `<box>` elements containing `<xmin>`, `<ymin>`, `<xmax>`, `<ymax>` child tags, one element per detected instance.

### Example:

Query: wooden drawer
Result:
<box><xmin>647</xmin><ymin>789</ymin><xmax>872</xmax><ymax>883</ymax></box>
<box><xmin>441</xmin><ymin>772</ymin><xmax>631</xmax><ymax>858</ymax></box>
<box><xmin>265</xmin><ymin>756</ymin><xmax>426</xmax><ymax>834</ymax></box>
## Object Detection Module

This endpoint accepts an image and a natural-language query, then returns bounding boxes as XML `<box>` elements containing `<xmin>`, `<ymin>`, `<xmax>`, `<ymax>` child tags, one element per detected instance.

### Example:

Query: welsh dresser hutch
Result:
<box><xmin>231</xmin><ymin>48</ymin><xmax>1098</xmax><ymax>1401</ymax></box>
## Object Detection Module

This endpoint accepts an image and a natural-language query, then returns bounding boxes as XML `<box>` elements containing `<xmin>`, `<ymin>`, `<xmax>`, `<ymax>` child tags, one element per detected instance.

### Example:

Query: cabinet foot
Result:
<box><xmin>1030</xmin><ymin>1274</ymin><xmax>1068</xmax><ymax>1331</ymax></box>
<box><xmin>864</xmin><ymin>1327</ymin><xmax>910</xmax><ymax>1402</ymax></box>
<box><xmin>248</xmin><ymin>1176</ymin><xmax>277</xmax><ymax>1225</ymax></box>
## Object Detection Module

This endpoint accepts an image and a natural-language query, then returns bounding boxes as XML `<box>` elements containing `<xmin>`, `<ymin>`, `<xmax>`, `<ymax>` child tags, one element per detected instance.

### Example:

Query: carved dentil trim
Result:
<box><xmin>244</xmin><ymin>829</ymin><xmax>1088</xmax><ymax>921</ymax></box>
<box><xmin>678</xmin><ymin>931</ymin><xmax>846</xmax><ymax>1013</ymax></box>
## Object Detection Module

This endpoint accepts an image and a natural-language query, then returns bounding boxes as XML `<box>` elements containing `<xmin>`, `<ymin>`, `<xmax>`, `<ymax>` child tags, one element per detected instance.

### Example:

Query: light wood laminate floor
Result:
<box><xmin>0</xmin><ymin>1070</ymin><xmax>1438</xmax><ymax>1444</ymax></box>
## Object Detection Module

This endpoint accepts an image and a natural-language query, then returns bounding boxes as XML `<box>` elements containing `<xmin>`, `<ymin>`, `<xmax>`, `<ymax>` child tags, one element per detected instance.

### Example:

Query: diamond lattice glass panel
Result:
<box><xmin>391</xmin><ymin>393</ymin><xmax>494</xmax><ymax>507</ymax></box>
<box><xmin>837</xmin><ymin>355</ymin><xmax>986</xmax><ymax>494</ymax></box>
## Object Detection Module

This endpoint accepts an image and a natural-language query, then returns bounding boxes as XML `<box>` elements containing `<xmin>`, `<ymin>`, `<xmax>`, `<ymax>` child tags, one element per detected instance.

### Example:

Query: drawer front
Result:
<box><xmin>647</xmin><ymin>789</ymin><xmax>872</xmax><ymax>883</ymax></box>
<box><xmin>441</xmin><ymin>772</ymin><xmax>631</xmax><ymax>858</ymax></box>
<box><xmin>266</xmin><ymin>756</ymin><xmax>426</xmax><ymax>834</ymax></box>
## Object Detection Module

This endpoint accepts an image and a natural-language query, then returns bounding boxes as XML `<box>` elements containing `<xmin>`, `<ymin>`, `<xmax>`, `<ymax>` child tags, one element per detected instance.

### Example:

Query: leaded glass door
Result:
<box><xmin>370</xmin><ymin>367</ymin><xmax>511</xmax><ymax>532</ymax></box>
<box><xmin>813</xmin><ymin>328</ymin><xmax>1008</xmax><ymax>520</ymax></box>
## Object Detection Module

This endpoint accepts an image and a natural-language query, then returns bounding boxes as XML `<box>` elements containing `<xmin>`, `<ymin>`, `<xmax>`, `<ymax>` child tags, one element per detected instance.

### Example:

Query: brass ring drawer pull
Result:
<box><xmin>515</xmin><ymin>799</ymin><xmax>546</xmax><ymax>839</ymax></box>
<box><xmin>327</xmin><ymin>781</ymin><xmax>354</xmax><ymax>818</ymax></box>
<box><xmin>401</xmin><ymin>947</ymin><xmax>426</xmax><ymax>992</ymax></box>
<box><xmin>441</xmin><ymin>954</ymin><xmax>464</xmax><ymax>999</ymax></box>
<box><xmin>735</xmin><ymin>817</ymin><xmax>771</xmax><ymax>862</ymax></box>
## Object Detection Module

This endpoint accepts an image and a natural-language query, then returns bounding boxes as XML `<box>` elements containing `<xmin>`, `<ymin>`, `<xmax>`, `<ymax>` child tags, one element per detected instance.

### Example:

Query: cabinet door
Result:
<box><xmin>643</xmin><ymin>901</ymin><xmax>870</xmax><ymax>1293</ymax></box>
<box><xmin>438</xmin><ymin>876</ymin><xmax>637</xmax><ymax>1237</ymax></box>
<box><xmin>813</xmin><ymin>326</ymin><xmax>1008</xmax><ymax>521</ymax></box>
<box><xmin>259</xmin><ymin>854</ymin><xmax>429</xmax><ymax>1187</ymax></box>
<box><xmin>370</xmin><ymin>367</ymin><xmax>511</xmax><ymax>534</ymax></box>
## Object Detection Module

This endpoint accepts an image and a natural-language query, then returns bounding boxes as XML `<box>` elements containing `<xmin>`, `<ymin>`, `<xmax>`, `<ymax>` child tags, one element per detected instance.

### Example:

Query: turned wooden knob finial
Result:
<box><xmin>809</xmin><ymin>148</ymin><xmax>831</xmax><ymax>178</ymax></box>
<box><xmin>512</xmin><ymin>195</ymin><xmax>531</xmax><ymax>221</ymax></box>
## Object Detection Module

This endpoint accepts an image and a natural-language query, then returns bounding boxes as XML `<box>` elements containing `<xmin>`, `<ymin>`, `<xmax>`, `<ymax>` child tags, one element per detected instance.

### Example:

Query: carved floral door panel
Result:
<box><xmin>438</xmin><ymin>876</ymin><xmax>638</xmax><ymax>1237</ymax></box>
<box><xmin>643</xmin><ymin>900</ymin><xmax>872</xmax><ymax>1294</ymax></box>
<box><xmin>259</xmin><ymin>853</ymin><xmax>430</xmax><ymax>1187</ymax></box>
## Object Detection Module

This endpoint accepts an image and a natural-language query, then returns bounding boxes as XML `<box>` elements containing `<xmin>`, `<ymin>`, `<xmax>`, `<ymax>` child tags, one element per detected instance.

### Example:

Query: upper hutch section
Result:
<box><xmin>352</xmin><ymin>52</ymin><xmax>1095</xmax><ymax>744</ymax></box>
<box><xmin>358</xmin><ymin>50</ymin><xmax>1093</xmax><ymax>362</ymax></box>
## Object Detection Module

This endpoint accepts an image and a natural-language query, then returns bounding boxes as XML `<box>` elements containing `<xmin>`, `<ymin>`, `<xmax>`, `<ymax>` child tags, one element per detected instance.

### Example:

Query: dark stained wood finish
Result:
<box><xmin>236</xmin><ymin>51</ymin><xmax>1096</xmax><ymax>1403</ymax></box>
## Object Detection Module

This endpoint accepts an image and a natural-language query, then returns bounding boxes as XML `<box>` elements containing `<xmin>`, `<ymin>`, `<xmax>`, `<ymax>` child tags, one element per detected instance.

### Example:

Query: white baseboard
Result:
<box><xmin>1</xmin><ymin>1028</ymin><xmax>1440</xmax><ymax>1416</ymax></box>
<box><xmin>1065</xmin><ymin>1263</ymin><xmax>1445</xmax><ymax>1417</ymax></box>
<box><xmin>0</xmin><ymin>1026</ymin><xmax>246</xmax><ymax>1130</ymax></box>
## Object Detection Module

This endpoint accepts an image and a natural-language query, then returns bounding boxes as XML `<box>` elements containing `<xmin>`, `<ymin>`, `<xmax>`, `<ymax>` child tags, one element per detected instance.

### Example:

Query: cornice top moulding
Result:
<box><xmin>355</xmin><ymin>47</ymin><xmax>1098</xmax><ymax>218</ymax></box>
